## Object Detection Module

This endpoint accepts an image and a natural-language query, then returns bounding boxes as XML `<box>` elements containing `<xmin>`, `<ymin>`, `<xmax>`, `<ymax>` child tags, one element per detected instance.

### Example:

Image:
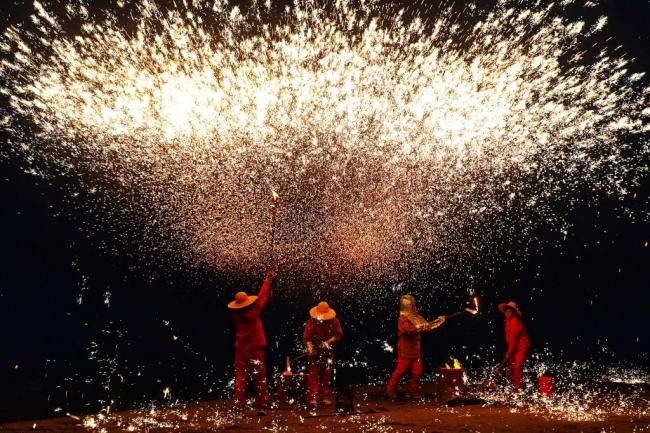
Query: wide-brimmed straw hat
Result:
<box><xmin>498</xmin><ymin>301</ymin><xmax>522</xmax><ymax>317</ymax></box>
<box><xmin>228</xmin><ymin>291</ymin><xmax>258</xmax><ymax>309</ymax></box>
<box><xmin>309</xmin><ymin>301</ymin><xmax>336</xmax><ymax>320</ymax></box>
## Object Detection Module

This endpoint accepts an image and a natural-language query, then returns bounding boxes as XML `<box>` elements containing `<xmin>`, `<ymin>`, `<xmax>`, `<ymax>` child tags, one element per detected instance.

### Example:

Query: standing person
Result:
<box><xmin>498</xmin><ymin>301</ymin><xmax>531</xmax><ymax>392</ymax></box>
<box><xmin>303</xmin><ymin>301</ymin><xmax>343</xmax><ymax>407</ymax></box>
<box><xmin>228</xmin><ymin>270</ymin><xmax>275</xmax><ymax>414</ymax></box>
<box><xmin>385</xmin><ymin>294</ymin><xmax>445</xmax><ymax>399</ymax></box>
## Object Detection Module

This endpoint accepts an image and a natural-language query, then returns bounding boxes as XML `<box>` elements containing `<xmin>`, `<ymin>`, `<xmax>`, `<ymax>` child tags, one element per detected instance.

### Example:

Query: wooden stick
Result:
<box><xmin>270</xmin><ymin>210</ymin><xmax>276</xmax><ymax>266</ymax></box>
<box><xmin>445</xmin><ymin>310</ymin><xmax>466</xmax><ymax>320</ymax></box>
<box><xmin>270</xmin><ymin>192</ymin><xmax>279</xmax><ymax>269</ymax></box>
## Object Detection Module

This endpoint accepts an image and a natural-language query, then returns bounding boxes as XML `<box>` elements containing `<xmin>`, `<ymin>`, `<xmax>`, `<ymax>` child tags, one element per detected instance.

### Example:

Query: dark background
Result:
<box><xmin>1</xmin><ymin>0</ymin><xmax>649</xmax><ymax>422</ymax></box>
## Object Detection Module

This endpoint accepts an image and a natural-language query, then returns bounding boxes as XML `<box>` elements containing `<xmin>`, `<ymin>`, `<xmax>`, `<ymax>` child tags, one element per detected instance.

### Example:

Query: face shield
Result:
<box><xmin>399</xmin><ymin>295</ymin><xmax>417</xmax><ymax>315</ymax></box>
<box><xmin>399</xmin><ymin>294</ymin><xmax>429</xmax><ymax>328</ymax></box>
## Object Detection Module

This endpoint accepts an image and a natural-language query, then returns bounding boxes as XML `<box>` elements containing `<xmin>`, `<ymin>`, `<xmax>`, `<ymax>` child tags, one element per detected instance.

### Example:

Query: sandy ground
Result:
<box><xmin>2</xmin><ymin>394</ymin><xmax>649</xmax><ymax>433</ymax></box>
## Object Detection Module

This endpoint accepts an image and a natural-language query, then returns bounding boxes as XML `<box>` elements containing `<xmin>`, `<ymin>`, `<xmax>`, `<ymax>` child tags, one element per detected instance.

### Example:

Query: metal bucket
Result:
<box><xmin>538</xmin><ymin>375</ymin><xmax>554</xmax><ymax>397</ymax></box>
<box><xmin>436</xmin><ymin>367</ymin><xmax>467</xmax><ymax>400</ymax></box>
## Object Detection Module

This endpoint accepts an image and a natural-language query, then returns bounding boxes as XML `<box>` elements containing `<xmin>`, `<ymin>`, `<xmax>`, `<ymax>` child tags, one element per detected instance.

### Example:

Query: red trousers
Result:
<box><xmin>386</xmin><ymin>357</ymin><xmax>423</xmax><ymax>394</ymax></box>
<box><xmin>307</xmin><ymin>356</ymin><xmax>333</xmax><ymax>401</ymax></box>
<box><xmin>508</xmin><ymin>347</ymin><xmax>529</xmax><ymax>392</ymax></box>
<box><xmin>234</xmin><ymin>349</ymin><xmax>269</xmax><ymax>409</ymax></box>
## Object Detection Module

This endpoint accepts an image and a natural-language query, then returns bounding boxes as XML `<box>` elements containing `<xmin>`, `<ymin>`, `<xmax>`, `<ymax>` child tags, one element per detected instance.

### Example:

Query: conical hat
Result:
<box><xmin>309</xmin><ymin>301</ymin><xmax>336</xmax><ymax>320</ymax></box>
<box><xmin>228</xmin><ymin>291</ymin><xmax>258</xmax><ymax>309</ymax></box>
<box><xmin>498</xmin><ymin>301</ymin><xmax>522</xmax><ymax>317</ymax></box>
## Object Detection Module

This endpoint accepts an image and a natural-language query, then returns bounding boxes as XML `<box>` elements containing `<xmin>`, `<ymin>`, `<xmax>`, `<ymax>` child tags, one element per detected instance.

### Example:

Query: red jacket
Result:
<box><xmin>232</xmin><ymin>277</ymin><xmax>271</xmax><ymax>353</ymax></box>
<box><xmin>303</xmin><ymin>317</ymin><xmax>343</xmax><ymax>354</ymax></box>
<box><xmin>505</xmin><ymin>315</ymin><xmax>531</xmax><ymax>358</ymax></box>
<box><xmin>397</xmin><ymin>316</ymin><xmax>421</xmax><ymax>359</ymax></box>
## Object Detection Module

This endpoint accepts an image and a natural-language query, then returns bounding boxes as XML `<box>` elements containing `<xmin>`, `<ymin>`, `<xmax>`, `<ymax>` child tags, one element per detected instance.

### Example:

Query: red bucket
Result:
<box><xmin>538</xmin><ymin>376</ymin><xmax>554</xmax><ymax>397</ymax></box>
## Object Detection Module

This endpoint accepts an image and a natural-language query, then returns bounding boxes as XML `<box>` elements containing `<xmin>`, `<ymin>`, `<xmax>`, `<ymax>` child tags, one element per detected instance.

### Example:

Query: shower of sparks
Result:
<box><xmin>475</xmin><ymin>359</ymin><xmax>650</xmax><ymax>423</ymax></box>
<box><xmin>1</xmin><ymin>0</ymin><xmax>648</xmax><ymax>280</ymax></box>
<box><xmin>70</xmin><ymin>360</ymin><xmax>650</xmax><ymax>432</ymax></box>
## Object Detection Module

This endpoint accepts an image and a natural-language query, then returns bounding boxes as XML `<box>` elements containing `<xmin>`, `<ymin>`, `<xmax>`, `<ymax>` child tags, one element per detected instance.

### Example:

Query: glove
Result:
<box><xmin>424</xmin><ymin>316</ymin><xmax>445</xmax><ymax>331</ymax></box>
<box><xmin>319</xmin><ymin>338</ymin><xmax>336</xmax><ymax>350</ymax></box>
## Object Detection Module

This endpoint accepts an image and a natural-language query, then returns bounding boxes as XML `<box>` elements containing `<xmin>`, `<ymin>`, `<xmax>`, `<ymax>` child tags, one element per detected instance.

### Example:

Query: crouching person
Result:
<box><xmin>304</xmin><ymin>301</ymin><xmax>343</xmax><ymax>407</ymax></box>
<box><xmin>385</xmin><ymin>294</ymin><xmax>445</xmax><ymax>399</ymax></box>
<box><xmin>228</xmin><ymin>270</ymin><xmax>275</xmax><ymax>414</ymax></box>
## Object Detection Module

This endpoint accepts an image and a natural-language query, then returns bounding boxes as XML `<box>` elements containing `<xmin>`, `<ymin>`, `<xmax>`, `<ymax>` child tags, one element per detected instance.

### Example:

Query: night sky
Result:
<box><xmin>1</xmin><ymin>0</ymin><xmax>649</xmax><ymax>423</ymax></box>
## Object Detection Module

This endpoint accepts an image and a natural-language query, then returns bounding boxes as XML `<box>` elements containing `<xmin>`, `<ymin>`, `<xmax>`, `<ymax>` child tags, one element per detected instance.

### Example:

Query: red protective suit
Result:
<box><xmin>232</xmin><ymin>277</ymin><xmax>271</xmax><ymax>409</ymax></box>
<box><xmin>386</xmin><ymin>316</ymin><xmax>423</xmax><ymax>396</ymax></box>
<box><xmin>303</xmin><ymin>317</ymin><xmax>343</xmax><ymax>402</ymax></box>
<box><xmin>504</xmin><ymin>315</ymin><xmax>531</xmax><ymax>392</ymax></box>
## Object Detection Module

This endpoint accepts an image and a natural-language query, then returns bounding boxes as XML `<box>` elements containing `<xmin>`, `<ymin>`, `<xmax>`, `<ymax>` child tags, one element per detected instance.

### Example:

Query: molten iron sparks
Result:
<box><xmin>283</xmin><ymin>356</ymin><xmax>293</xmax><ymax>376</ymax></box>
<box><xmin>0</xmin><ymin>0</ymin><xmax>648</xmax><ymax>280</ymax></box>
<box><xmin>458</xmin><ymin>296</ymin><xmax>479</xmax><ymax>315</ymax></box>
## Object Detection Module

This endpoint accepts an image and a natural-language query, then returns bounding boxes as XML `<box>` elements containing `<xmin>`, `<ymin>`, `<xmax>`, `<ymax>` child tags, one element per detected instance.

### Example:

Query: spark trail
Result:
<box><xmin>1</xmin><ymin>0</ymin><xmax>648</xmax><ymax>281</ymax></box>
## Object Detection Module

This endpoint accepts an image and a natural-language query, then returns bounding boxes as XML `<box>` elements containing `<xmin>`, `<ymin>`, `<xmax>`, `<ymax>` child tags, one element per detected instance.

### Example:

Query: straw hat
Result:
<box><xmin>498</xmin><ymin>301</ymin><xmax>522</xmax><ymax>317</ymax></box>
<box><xmin>309</xmin><ymin>301</ymin><xmax>336</xmax><ymax>320</ymax></box>
<box><xmin>228</xmin><ymin>291</ymin><xmax>258</xmax><ymax>309</ymax></box>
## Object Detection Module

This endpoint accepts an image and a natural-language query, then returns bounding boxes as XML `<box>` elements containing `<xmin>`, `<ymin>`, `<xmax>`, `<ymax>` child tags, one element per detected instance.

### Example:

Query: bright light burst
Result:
<box><xmin>1</xmin><ymin>0</ymin><xmax>648</xmax><ymax>280</ymax></box>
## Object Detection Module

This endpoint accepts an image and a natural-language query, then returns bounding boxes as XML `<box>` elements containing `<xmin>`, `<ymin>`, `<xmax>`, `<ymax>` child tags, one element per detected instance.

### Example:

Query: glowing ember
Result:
<box><xmin>283</xmin><ymin>356</ymin><xmax>293</xmax><ymax>376</ymax></box>
<box><xmin>0</xmin><ymin>0</ymin><xmax>648</xmax><ymax>282</ymax></box>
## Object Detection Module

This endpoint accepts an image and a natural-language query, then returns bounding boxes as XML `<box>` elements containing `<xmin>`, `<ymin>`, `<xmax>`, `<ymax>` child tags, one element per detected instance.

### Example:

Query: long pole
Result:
<box><xmin>270</xmin><ymin>210</ymin><xmax>275</xmax><ymax>255</ymax></box>
<box><xmin>445</xmin><ymin>306</ymin><xmax>478</xmax><ymax>320</ymax></box>
<box><xmin>445</xmin><ymin>310</ymin><xmax>467</xmax><ymax>320</ymax></box>
<box><xmin>445</xmin><ymin>296</ymin><xmax>479</xmax><ymax>320</ymax></box>
<box><xmin>270</xmin><ymin>190</ymin><xmax>279</xmax><ymax>269</ymax></box>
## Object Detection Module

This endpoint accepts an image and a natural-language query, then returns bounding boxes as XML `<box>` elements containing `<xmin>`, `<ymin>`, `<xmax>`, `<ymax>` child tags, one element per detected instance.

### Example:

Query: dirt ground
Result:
<box><xmin>2</xmin><ymin>393</ymin><xmax>649</xmax><ymax>433</ymax></box>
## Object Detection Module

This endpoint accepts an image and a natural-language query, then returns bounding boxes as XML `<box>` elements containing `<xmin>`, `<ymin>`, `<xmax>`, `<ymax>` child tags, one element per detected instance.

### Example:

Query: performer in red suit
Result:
<box><xmin>303</xmin><ymin>301</ymin><xmax>343</xmax><ymax>406</ymax></box>
<box><xmin>385</xmin><ymin>294</ymin><xmax>445</xmax><ymax>399</ymax></box>
<box><xmin>228</xmin><ymin>270</ymin><xmax>274</xmax><ymax>413</ymax></box>
<box><xmin>498</xmin><ymin>301</ymin><xmax>531</xmax><ymax>392</ymax></box>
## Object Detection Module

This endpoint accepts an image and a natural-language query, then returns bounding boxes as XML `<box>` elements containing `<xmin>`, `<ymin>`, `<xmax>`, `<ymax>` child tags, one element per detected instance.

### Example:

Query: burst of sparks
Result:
<box><xmin>0</xmin><ymin>0</ymin><xmax>648</xmax><ymax>280</ymax></box>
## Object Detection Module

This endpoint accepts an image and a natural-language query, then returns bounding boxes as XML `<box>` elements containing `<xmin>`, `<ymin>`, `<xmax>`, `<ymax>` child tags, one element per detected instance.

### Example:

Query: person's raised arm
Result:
<box><xmin>257</xmin><ymin>269</ymin><xmax>274</xmax><ymax>310</ymax></box>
